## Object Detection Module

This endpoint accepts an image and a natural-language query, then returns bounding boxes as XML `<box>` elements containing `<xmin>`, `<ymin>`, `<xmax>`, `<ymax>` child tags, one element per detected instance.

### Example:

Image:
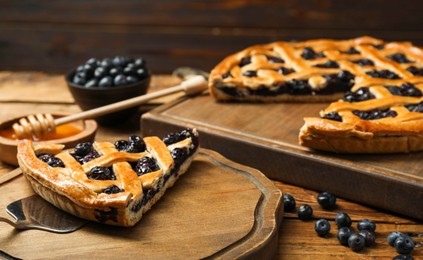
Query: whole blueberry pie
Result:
<box><xmin>209</xmin><ymin>36</ymin><xmax>423</xmax><ymax>102</ymax></box>
<box><xmin>17</xmin><ymin>129</ymin><xmax>200</xmax><ymax>226</ymax></box>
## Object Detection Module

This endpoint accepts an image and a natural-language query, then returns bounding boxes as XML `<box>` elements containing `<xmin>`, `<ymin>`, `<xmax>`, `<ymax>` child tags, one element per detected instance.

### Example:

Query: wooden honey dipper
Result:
<box><xmin>12</xmin><ymin>75</ymin><xmax>208</xmax><ymax>140</ymax></box>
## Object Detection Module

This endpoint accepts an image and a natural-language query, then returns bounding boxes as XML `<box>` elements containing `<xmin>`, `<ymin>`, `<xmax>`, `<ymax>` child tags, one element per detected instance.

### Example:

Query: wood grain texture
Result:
<box><xmin>0</xmin><ymin>72</ymin><xmax>421</xmax><ymax>259</ymax></box>
<box><xmin>140</xmin><ymin>94</ymin><xmax>423</xmax><ymax>221</ymax></box>
<box><xmin>1</xmin><ymin>1</ymin><xmax>423</xmax><ymax>74</ymax></box>
<box><xmin>0</xmin><ymin>149</ymin><xmax>283</xmax><ymax>259</ymax></box>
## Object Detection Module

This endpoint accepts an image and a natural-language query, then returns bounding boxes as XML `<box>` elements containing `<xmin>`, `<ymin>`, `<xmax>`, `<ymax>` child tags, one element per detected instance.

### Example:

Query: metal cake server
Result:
<box><xmin>0</xmin><ymin>195</ymin><xmax>87</xmax><ymax>233</ymax></box>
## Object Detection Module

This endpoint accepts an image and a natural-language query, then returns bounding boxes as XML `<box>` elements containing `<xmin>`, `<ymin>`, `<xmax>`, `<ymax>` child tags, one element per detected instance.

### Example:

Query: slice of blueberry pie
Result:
<box><xmin>17</xmin><ymin>128</ymin><xmax>200</xmax><ymax>226</ymax></box>
<box><xmin>209</xmin><ymin>36</ymin><xmax>423</xmax><ymax>102</ymax></box>
<box><xmin>299</xmin><ymin>83</ymin><xmax>423</xmax><ymax>153</ymax></box>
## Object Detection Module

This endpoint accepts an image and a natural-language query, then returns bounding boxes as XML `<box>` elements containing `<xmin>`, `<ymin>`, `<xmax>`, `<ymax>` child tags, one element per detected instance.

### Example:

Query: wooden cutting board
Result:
<box><xmin>0</xmin><ymin>149</ymin><xmax>283</xmax><ymax>259</ymax></box>
<box><xmin>141</xmin><ymin>94</ymin><xmax>423</xmax><ymax>221</ymax></box>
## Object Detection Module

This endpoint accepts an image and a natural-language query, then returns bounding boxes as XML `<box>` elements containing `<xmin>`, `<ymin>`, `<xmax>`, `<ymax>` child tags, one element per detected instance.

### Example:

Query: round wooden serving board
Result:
<box><xmin>0</xmin><ymin>148</ymin><xmax>283</xmax><ymax>259</ymax></box>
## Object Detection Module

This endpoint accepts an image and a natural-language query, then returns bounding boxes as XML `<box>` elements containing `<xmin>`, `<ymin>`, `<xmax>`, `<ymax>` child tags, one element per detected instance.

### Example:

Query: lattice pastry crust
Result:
<box><xmin>299</xmin><ymin>82</ymin><xmax>423</xmax><ymax>153</ymax></box>
<box><xmin>209</xmin><ymin>36</ymin><xmax>423</xmax><ymax>102</ymax></box>
<box><xmin>17</xmin><ymin>129</ymin><xmax>200</xmax><ymax>226</ymax></box>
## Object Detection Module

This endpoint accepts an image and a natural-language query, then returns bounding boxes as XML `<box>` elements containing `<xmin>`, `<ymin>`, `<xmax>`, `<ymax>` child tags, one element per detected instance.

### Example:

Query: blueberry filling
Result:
<box><xmin>276</xmin><ymin>67</ymin><xmax>295</xmax><ymax>75</ymax></box>
<box><xmin>37</xmin><ymin>153</ymin><xmax>65</xmax><ymax>168</ymax></box>
<box><xmin>351</xmin><ymin>59</ymin><xmax>374</xmax><ymax>66</ymax></box>
<box><xmin>171</xmin><ymin>148</ymin><xmax>189</xmax><ymax>166</ymax></box>
<box><xmin>220</xmin><ymin>71</ymin><xmax>353</xmax><ymax>97</ymax></box>
<box><xmin>314</xmin><ymin>60</ymin><xmax>339</xmax><ymax>68</ymax></box>
<box><xmin>407</xmin><ymin>66</ymin><xmax>423</xmax><ymax>76</ymax></box>
<box><xmin>366</xmin><ymin>70</ymin><xmax>401</xmax><ymax>79</ymax></box>
<box><xmin>386</xmin><ymin>83</ymin><xmax>422</xmax><ymax>97</ymax></box>
<box><xmin>88</xmin><ymin>166</ymin><xmax>116</xmax><ymax>180</ymax></box>
<box><xmin>133</xmin><ymin>156</ymin><xmax>159</xmax><ymax>176</ymax></box>
<box><xmin>71</xmin><ymin>142</ymin><xmax>99</xmax><ymax>164</ymax></box>
<box><xmin>95</xmin><ymin>207</ymin><xmax>118</xmax><ymax>223</ymax></box>
<box><xmin>343</xmin><ymin>87</ymin><xmax>375</xmax><ymax>102</ymax></box>
<box><xmin>239</xmin><ymin>57</ymin><xmax>251</xmax><ymax>67</ymax></box>
<box><xmin>267</xmin><ymin>55</ymin><xmax>284</xmax><ymax>63</ymax></box>
<box><xmin>114</xmin><ymin>135</ymin><xmax>146</xmax><ymax>153</ymax></box>
<box><xmin>343</xmin><ymin>47</ymin><xmax>360</xmax><ymax>54</ymax></box>
<box><xmin>322</xmin><ymin>112</ymin><xmax>342</xmax><ymax>122</ymax></box>
<box><xmin>387</xmin><ymin>53</ymin><xmax>412</xmax><ymax>64</ymax></box>
<box><xmin>102</xmin><ymin>185</ymin><xmax>124</xmax><ymax>194</ymax></box>
<box><xmin>301</xmin><ymin>47</ymin><xmax>325</xmax><ymax>60</ymax></box>
<box><xmin>353</xmin><ymin>109</ymin><xmax>397</xmax><ymax>120</ymax></box>
<box><xmin>373</xmin><ymin>44</ymin><xmax>385</xmax><ymax>50</ymax></box>
<box><xmin>131</xmin><ymin>188</ymin><xmax>161</xmax><ymax>212</ymax></box>
<box><xmin>222</xmin><ymin>72</ymin><xmax>232</xmax><ymax>79</ymax></box>
<box><xmin>243</xmin><ymin>70</ymin><xmax>257</xmax><ymax>77</ymax></box>
<box><xmin>406</xmin><ymin>101</ymin><xmax>423</xmax><ymax>112</ymax></box>
<box><xmin>163</xmin><ymin>128</ymin><xmax>197</xmax><ymax>147</ymax></box>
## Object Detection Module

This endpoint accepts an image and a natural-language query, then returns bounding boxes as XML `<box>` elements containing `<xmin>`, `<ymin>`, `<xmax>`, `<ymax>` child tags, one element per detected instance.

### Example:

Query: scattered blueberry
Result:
<box><xmin>394</xmin><ymin>235</ymin><xmax>415</xmax><ymax>254</ymax></box>
<box><xmin>317</xmin><ymin>191</ymin><xmax>337</xmax><ymax>210</ymax></box>
<box><xmin>348</xmin><ymin>233</ymin><xmax>366</xmax><ymax>252</ymax></box>
<box><xmin>297</xmin><ymin>204</ymin><xmax>313</xmax><ymax>220</ymax></box>
<box><xmin>358</xmin><ymin>230</ymin><xmax>376</xmax><ymax>246</ymax></box>
<box><xmin>283</xmin><ymin>193</ymin><xmax>296</xmax><ymax>212</ymax></box>
<box><xmin>315</xmin><ymin>219</ymin><xmax>331</xmax><ymax>237</ymax></box>
<box><xmin>388</xmin><ymin>232</ymin><xmax>407</xmax><ymax>247</ymax></box>
<box><xmin>357</xmin><ymin>219</ymin><xmax>376</xmax><ymax>232</ymax></box>
<box><xmin>337</xmin><ymin>227</ymin><xmax>353</xmax><ymax>246</ymax></box>
<box><xmin>335</xmin><ymin>211</ymin><xmax>352</xmax><ymax>228</ymax></box>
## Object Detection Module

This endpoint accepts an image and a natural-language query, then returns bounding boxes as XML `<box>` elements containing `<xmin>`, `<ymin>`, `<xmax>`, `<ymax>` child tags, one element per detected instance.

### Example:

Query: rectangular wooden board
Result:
<box><xmin>141</xmin><ymin>94</ymin><xmax>423</xmax><ymax>220</ymax></box>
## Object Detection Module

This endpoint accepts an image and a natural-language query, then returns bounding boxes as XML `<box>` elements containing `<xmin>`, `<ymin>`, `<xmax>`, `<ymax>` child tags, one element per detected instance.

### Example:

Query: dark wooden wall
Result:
<box><xmin>1</xmin><ymin>0</ymin><xmax>423</xmax><ymax>74</ymax></box>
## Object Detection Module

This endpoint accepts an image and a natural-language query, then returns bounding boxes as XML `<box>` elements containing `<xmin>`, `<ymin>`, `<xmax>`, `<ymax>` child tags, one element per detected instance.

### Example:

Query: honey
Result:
<box><xmin>0</xmin><ymin>123</ymin><xmax>82</xmax><ymax>141</ymax></box>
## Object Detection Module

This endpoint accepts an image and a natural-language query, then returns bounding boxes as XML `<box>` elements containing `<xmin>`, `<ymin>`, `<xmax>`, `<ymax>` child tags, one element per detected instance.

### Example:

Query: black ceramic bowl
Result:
<box><xmin>66</xmin><ymin>65</ymin><xmax>151</xmax><ymax>125</ymax></box>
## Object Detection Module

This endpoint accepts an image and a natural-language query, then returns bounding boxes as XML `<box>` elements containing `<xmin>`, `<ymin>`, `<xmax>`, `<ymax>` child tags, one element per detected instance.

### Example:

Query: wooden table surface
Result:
<box><xmin>0</xmin><ymin>71</ymin><xmax>422</xmax><ymax>259</ymax></box>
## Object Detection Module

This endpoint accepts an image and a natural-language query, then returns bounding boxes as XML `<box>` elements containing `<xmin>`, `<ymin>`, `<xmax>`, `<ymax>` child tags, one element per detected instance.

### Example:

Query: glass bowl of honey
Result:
<box><xmin>0</xmin><ymin>114</ymin><xmax>97</xmax><ymax>166</ymax></box>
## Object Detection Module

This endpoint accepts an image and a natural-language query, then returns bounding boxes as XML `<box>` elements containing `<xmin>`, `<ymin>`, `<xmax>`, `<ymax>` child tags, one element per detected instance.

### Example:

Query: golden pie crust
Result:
<box><xmin>17</xmin><ymin>129</ymin><xmax>200</xmax><ymax>226</ymax></box>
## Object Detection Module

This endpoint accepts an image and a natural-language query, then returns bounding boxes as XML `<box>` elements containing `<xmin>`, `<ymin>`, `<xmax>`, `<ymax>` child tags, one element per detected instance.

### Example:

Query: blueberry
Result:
<box><xmin>113</xmin><ymin>74</ymin><xmax>128</xmax><ymax>86</ymax></box>
<box><xmin>72</xmin><ymin>74</ymin><xmax>87</xmax><ymax>85</ymax></box>
<box><xmin>37</xmin><ymin>153</ymin><xmax>65</xmax><ymax>168</ymax></box>
<box><xmin>87</xmin><ymin>166</ymin><xmax>115</xmax><ymax>180</ymax></box>
<box><xmin>335</xmin><ymin>211</ymin><xmax>352</xmax><ymax>228</ymax></box>
<box><xmin>317</xmin><ymin>191</ymin><xmax>337</xmax><ymax>210</ymax></box>
<box><xmin>86</xmin><ymin>58</ymin><xmax>98</xmax><ymax>66</ymax></box>
<box><xmin>94</xmin><ymin>66</ymin><xmax>107</xmax><ymax>78</ymax></box>
<box><xmin>222</xmin><ymin>72</ymin><xmax>232</xmax><ymax>79</ymax></box>
<box><xmin>407</xmin><ymin>66</ymin><xmax>423</xmax><ymax>76</ymax></box>
<box><xmin>352</xmin><ymin>59</ymin><xmax>374</xmax><ymax>66</ymax></box>
<box><xmin>276</xmin><ymin>67</ymin><xmax>295</xmax><ymax>75</ymax></box>
<box><xmin>163</xmin><ymin>132</ymin><xmax>181</xmax><ymax>145</ymax></box>
<box><xmin>100</xmin><ymin>58</ymin><xmax>112</xmax><ymax>68</ymax></box>
<box><xmin>239</xmin><ymin>57</ymin><xmax>251</xmax><ymax>67</ymax></box>
<box><xmin>388</xmin><ymin>231</ymin><xmax>407</xmax><ymax>246</ymax></box>
<box><xmin>358</xmin><ymin>230</ymin><xmax>376</xmax><ymax>246</ymax></box>
<box><xmin>79</xmin><ymin>151</ymin><xmax>99</xmax><ymax>164</ymax></box>
<box><xmin>115</xmin><ymin>140</ymin><xmax>129</xmax><ymax>151</ymax></box>
<box><xmin>109</xmin><ymin>67</ymin><xmax>121</xmax><ymax>76</ymax></box>
<box><xmin>344</xmin><ymin>47</ymin><xmax>360</xmax><ymax>54</ymax></box>
<box><xmin>366</xmin><ymin>70</ymin><xmax>401</xmax><ymax>79</ymax></box>
<box><xmin>315</xmin><ymin>219</ymin><xmax>331</xmax><ymax>237</ymax></box>
<box><xmin>348</xmin><ymin>233</ymin><xmax>366</xmax><ymax>252</ymax></box>
<box><xmin>242</xmin><ymin>70</ymin><xmax>257</xmax><ymax>77</ymax></box>
<box><xmin>136</xmin><ymin>68</ymin><xmax>149</xmax><ymax>79</ymax></box>
<box><xmin>98</xmin><ymin>76</ymin><xmax>113</xmax><ymax>87</ymax></box>
<box><xmin>353</xmin><ymin>109</ymin><xmax>397</xmax><ymax>120</ymax></box>
<box><xmin>286</xmin><ymin>79</ymin><xmax>312</xmax><ymax>95</ymax></box>
<box><xmin>171</xmin><ymin>147</ymin><xmax>188</xmax><ymax>166</ymax></box>
<box><xmin>126</xmin><ymin>75</ymin><xmax>139</xmax><ymax>84</ymax></box>
<box><xmin>74</xmin><ymin>142</ymin><xmax>93</xmax><ymax>156</ymax></box>
<box><xmin>267</xmin><ymin>56</ymin><xmax>284</xmax><ymax>63</ymax></box>
<box><xmin>134</xmin><ymin>156</ymin><xmax>159</xmax><ymax>176</ymax></box>
<box><xmin>393</xmin><ymin>254</ymin><xmax>414</xmax><ymax>260</ymax></box>
<box><xmin>394</xmin><ymin>235</ymin><xmax>415</xmax><ymax>254</ymax></box>
<box><xmin>357</xmin><ymin>219</ymin><xmax>376</xmax><ymax>232</ymax></box>
<box><xmin>283</xmin><ymin>193</ymin><xmax>296</xmax><ymax>212</ymax></box>
<box><xmin>103</xmin><ymin>185</ymin><xmax>124</xmax><ymax>194</ymax></box>
<box><xmin>322</xmin><ymin>112</ymin><xmax>342</xmax><ymax>122</ymax></box>
<box><xmin>297</xmin><ymin>204</ymin><xmax>313</xmax><ymax>220</ymax></box>
<box><xmin>337</xmin><ymin>227</ymin><xmax>353</xmax><ymax>246</ymax></box>
<box><xmin>314</xmin><ymin>60</ymin><xmax>339</xmax><ymax>68</ymax></box>
<box><xmin>123</xmin><ymin>66</ymin><xmax>135</xmax><ymax>75</ymax></box>
<box><xmin>301</xmin><ymin>47</ymin><xmax>325</xmax><ymax>60</ymax></box>
<box><xmin>84</xmin><ymin>78</ymin><xmax>98</xmax><ymax>88</ymax></box>
<box><xmin>387</xmin><ymin>53</ymin><xmax>412</xmax><ymax>64</ymax></box>
<box><xmin>112</xmin><ymin>56</ymin><xmax>128</xmax><ymax>66</ymax></box>
<box><xmin>343</xmin><ymin>87</ymin><xmax>375</xmax><ymax>102</ymax></box>
<box><xmin>134</xmin><ymin>58</ymin><xmax>146</xmax><ymax>68</ymax></box>
<box><xmin>127</xmin><ymin>135</ymin><xmax>146</xmax><ymax>153</ymax></box>
<box><xmin>406</xmin><ymin>101</ymin><xmax>423</xmax><ymax>112</ymax></box>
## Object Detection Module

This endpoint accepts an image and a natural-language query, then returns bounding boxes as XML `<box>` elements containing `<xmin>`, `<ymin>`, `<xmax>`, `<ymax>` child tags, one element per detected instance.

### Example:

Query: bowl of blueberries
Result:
<box><xmin>66</xmin><ymin>55</ymin><xmax>151</xmax><ymax>125</ymax></box>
